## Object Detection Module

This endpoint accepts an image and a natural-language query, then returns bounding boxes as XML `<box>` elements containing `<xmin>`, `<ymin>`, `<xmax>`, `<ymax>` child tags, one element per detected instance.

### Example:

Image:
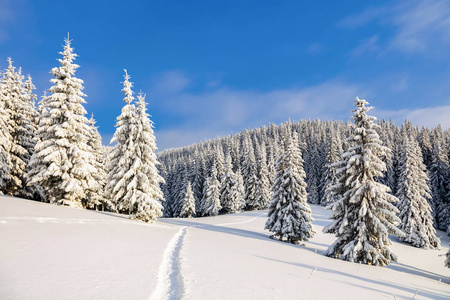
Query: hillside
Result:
<box><xmin>1</xmin><ymin>196</ymin><xmax>449</xmax><ymax>300</ymax></box>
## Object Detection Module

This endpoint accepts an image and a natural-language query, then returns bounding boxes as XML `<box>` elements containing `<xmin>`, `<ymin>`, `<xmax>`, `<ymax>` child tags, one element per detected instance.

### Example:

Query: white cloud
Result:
<box><xmin>150</xmin><ymin>75</ymin><xmax>364</xmax><ymax>149</ymax></box>
<box><xmin>154</xmin><ymin>128</ymin><xmax>231</xmax><ymax>151</ymax></box>
<box><xmin>374</xmin><ymin>105</ymin><xmax>450</xmax><ymax>129</ymax></box>
<box><xmin>351</xmin><ymin>35</ymin><xmax>380</xmax><ymax>56</ymax></box>
<box><xmin>390</xmin><ymin>78</ymin><xmax>408</xmax><ymax>92</ymax></box>
<box><xmin>151</xmin><ymin>71</ymin><xmax>190</xmax><ymax>95</ymax></box>
<box><xmin>338</xmin><ymin>6</ymin><xmax>390</xmax><ymax>28</ymax></box>
<box><xmin>390</xmin><ymin>0</ymin><xmax>450</xmax><ymax>52</ymax></box>
<box><xmin>306</xmin><ymin>43</ymin><xmax>323</xmax><ymax>55</ymax></box>
<box><xmin>340</xmin><ymin>0</ymin><xmax>450</xmax><ymax>54</ymax></box>
<box><xmin>144</xmin><ymin>71</ymin><xmax>448</xmax><ymax>150</ymax></box>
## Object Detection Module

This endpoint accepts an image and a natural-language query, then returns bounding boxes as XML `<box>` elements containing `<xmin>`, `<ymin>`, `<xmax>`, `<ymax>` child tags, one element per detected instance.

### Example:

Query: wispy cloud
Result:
<box><xmin>306</xmin><ymin>43</ymin><xmax>324</xmax><ymax>55</ymax></box>
<box><xmin>0</xmin><ymin>0</ymin><xmax>18</xmax><ymax>44</ymax></box>
<box><xmin>150</xmin><ymin>70</ymin><xmax>190</xmax><ymax>95</ymax></box>
<box><xmin>338</xmin><ymin>6</ymin><xmax>390</xmax><ymax>28</ymax></box>
<box><xmin>374</xmin><ymin>105</ymin><xmax>450</xmax><ymax>129</ymax></box>
<box><xmin>147</xmin><ymin>71</ymin><xmax>367</xmax><ymax>149</ymax></box>
<box><xmin>389</xmin><ymin>0</ymin><xmax>450</xmax><ymax>53</ymax></box>
<box><xmin>351</xmin><ymin>35</ymin><xmax>380</xmax><ymax>56</ymax></box>
<box><xmin>341</xmin><ymin>0</ymin><xmax>450</xmax><ymax>54</ymax></box>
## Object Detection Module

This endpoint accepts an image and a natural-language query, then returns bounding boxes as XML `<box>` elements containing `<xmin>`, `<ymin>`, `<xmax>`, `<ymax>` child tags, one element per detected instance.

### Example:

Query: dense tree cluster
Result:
<box><xmin>1</xmin><ymin>37</ymin><xmax>164</xmax><ymax>222</ymax></box>
<box><xmin>157</xmin><ymin>114</ymin><xmax>449</xmax><ymax>232</ymax></box>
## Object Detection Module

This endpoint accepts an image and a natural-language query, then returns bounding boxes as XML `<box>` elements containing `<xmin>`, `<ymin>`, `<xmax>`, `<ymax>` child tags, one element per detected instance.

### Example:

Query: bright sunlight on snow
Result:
<box><xmin>1</xmin><ymin>196</ymin><xmax>448</xmax><ymax>300</ymax></box>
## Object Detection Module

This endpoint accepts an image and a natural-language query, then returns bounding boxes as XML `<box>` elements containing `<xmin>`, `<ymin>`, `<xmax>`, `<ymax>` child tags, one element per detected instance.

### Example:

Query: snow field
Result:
<box><xmin>0</xmin><ymin>196</ymin><xmax>179</xmax><ymax>300</ymax></box>
<box><xmin>1</xmin><ymin>196</ymin><xmax>449</xmax><ymax>300</ymax></box>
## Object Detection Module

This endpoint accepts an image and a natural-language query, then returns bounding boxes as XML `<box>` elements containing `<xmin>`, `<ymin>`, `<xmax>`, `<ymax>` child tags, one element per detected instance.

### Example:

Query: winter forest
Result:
<box><xmin>1</xmin><ymin>37</ymin><xmax>450</xmax><ymax>269</ymax></box>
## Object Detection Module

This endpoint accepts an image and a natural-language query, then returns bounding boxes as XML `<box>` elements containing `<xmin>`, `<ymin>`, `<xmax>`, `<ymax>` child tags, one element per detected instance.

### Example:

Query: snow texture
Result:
<box><xmin>1</xmin><ymin>195</ymin><xmax>449</xmax><ymax>299</ymax></box>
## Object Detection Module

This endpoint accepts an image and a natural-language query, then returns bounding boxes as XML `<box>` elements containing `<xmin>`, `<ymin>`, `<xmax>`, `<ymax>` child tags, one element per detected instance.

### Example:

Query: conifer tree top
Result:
<box><xmin>122</xmin><ymin>69</ymin><xmax>134</xmax><ymax>105</ymax></box>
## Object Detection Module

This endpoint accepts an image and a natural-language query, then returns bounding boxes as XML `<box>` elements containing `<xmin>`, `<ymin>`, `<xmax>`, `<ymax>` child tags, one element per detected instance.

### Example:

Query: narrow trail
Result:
<box><xmin>150</xmin><ymin>226</ymin><xmax>187</xmax><ymax>300</ymax></box>
<box><xmin>150</xmin><ymin>212</ymin><xmax>265</xmax><ymax>299</ymax></box>
<box><xmin>216</xmin><ymin>212</ymin><xmax>267</xmax><ymax>227</ymax></box>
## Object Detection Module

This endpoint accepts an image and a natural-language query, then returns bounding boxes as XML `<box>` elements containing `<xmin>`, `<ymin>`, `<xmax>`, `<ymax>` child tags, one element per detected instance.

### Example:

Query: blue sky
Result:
<box><xmin>1</xmin><ymin>0</ymin><xmax>449</xmax><ymax>150</ymax></box>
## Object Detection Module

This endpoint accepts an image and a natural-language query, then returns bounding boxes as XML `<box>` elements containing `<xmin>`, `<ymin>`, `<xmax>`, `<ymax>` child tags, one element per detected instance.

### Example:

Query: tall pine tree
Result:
<box><xmin>396</xmin><ymin>137</ymin><xmax>440</xmax><ymax>249</ymax></box>
<box><xmin>265</xmin><ymin>136</ymin><xmax>315</xmax><ymax>244</ymax></box>
<box><xmin>27</xmin><ymin>37</ymin><xmax>95</xmax><ymax>207</ymax></box>
<box><xmin>105</xmin><ymin>70</ymin><xmax>139</xmax><ymax>213</ymax></box>
<box><xmin>2</xmin><ymin>59</ymin><xmax>36</xmax><ymax>196</ymax></box>
<box><xmin>324</xmin><ymin>98</ymin><xmax>404</xmax><ymax>266</ymax></box>
<box><xmin>130</xmin><ymin>93</ymin><xmax>165</xmax><ymax>222</ymax></box>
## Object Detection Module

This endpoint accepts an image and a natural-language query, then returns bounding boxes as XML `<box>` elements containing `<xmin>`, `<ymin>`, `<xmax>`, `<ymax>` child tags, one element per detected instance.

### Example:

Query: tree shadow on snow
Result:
<box><xmin>388</xmin><ymin>262</ymin><xmax>450</xmax><ymax>284</ymax></box>
<box><xmin>253</xmin><ymin>256</ymin><xmax>449</xmax><ymax>300</ymax></box>
<box><xmin>159</xmin><ymin>217</ymin><xmax>327</xmax><ymax>255</ymax></box>
<box><xmin>160</xmin><ymin>217</ymin><xmax>450</xmax><ymax>289</ymax></box>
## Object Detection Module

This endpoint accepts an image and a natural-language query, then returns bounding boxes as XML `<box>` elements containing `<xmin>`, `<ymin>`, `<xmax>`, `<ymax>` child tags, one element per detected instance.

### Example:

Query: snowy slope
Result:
<box><xmin>1</xmin><ymin>196</ymin><xmax>449</xmax><ymax>300</ymax></box>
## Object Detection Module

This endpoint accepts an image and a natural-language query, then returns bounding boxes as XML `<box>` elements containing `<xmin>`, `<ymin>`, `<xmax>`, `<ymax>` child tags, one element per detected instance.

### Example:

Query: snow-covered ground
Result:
<box><xmin>1</xmin><ymin>196</ymin><xmax>449</xmax><ymax>300</ymax></box>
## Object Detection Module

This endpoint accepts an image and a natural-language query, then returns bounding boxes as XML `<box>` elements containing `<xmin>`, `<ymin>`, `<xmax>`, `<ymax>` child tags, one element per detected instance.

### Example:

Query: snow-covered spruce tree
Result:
<box><xmin>106</xmin><ymin>71</ymin><xmax>164</xmax><ymax>221</ymax></box>
<box><xmin>2</xmin><ymin>59</ymin><xmax>36</xmax><ymax>196</ymax></box>
<box><xmin>85</xmin><ymin>116</ymin><xmax>114</xmax><ymax>211</ymax></box>
<box><xmin>254</xmin><ymin>143</ymin><xmax>271</xmax><ymax>209</ymax></box>
<box><xmin>305</xmin><ymin>145</ymin><xmax>321</xmax><ymax>205</ymax></box>
<box><xmin>179</xmin><ymin>182</ymin><xmax>196</xmax><ymax>218</ymax></box>
<box><xmin>324</xmin><ymin>98</ymin><xmax>404</xmax><ymax>266</ymax></box>
<box><xmin>242</xmin><ymin>136</ymin><xmax>259</xmax><ymax>210</ymax></box>
<box><xmin>396</xmin><ymin>137</ymin><xmax>440</xmax><ymax>249</ymax></box>
<box><xmin>201</xmin><ymin>161</ymin><xmax>221</xmax><ymax>217</ymax></box>
<box><xmin>23</xmin><ymin>74</ymin><xmax>39</xmax><ymax>128</ymax></box>
<box><xmin>106</xmin><ymin>88</ymin><xmax>164</xmax><ymax>222</ymax></box>
<box><xmin>27</xmin><ymin>38</ymin><xmax>95</xmax><ymax>207</ymax></box>
<box><xmin>131</xmin><ymin>93</ymin><xmax>165</xmax><ymax>222</ymax></box>
<box><xmin>446</xmin><ymin>245</ymin><xmax>450</xmax><ymax>268</ymax></box>
<box><xmin>322</xmin><ymin>130</ymin><xmax>343</xmax><ymax>205</ymax></box>
<box><xmin>105</xmin><ymin>70</ymin><xmax>139</xmax><ymax>213</ymax></box>
<box><xmin>171</xmin><ymin>162</ymin><xmax>188</xmax><ymax>217</ymax></box>
<box><xmin>220</xmin><ymin>153</ymin><xmax>244</xmax><ymax>213</ymax></box>
<box><xmin>192</xmin><ymin>151</ymin><xmax>206</xmax><ymax>214</ymax></box>
<box><xmin>0</xmin><ymin>78</ymin><xmax>12</xmax><ymax>193</ymax></box>
<box><xmin>429</xmin><ymin>141</ymin><xmax>450</xmax><ymax>231</ymax></box>
<box><xmin>265</xmin><ymin>136</ymin><xmax>315</xmax><ymax>244</ymax></box>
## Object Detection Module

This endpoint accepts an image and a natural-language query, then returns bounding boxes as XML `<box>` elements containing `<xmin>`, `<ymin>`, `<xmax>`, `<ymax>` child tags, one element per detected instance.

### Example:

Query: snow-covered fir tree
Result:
<box><xmin>85</xmin><ymin>116</ymin><xmax>114</xmax><ymax>211</ymax></box>
<box><xmin>192</xmin><ymin>151</ymin><xmax>206</xmax><ymax>215</ymax></box>
<box><xmin>396</xmin><ymin>137</ymin><xmax>440</xmax><ymax>249</ymax></box>
<box><xmin>105</xmin><ymin>70</ymin><xmax>139</xmax><ymax>212</ymax></box>
<box><xmin>106</xmin><ymin>88</ymin><xmax>164</xmax><ymax>222</ymax></box>
<box><xmin>322</xmin><ymin>129</ymin><xmax>343</xmax><ymax>205</ymax></box>
<box><xmin>220</xmin><ymin>153</ymin><xmax>245</xmax><ymax>213</ymax></box>
<box><xmin>0</xmin><ymin>79</ymin><xmax>12</xmax><ymax>193</ymax></box>
<box><xmin>27</xmin><ymin>37</ymin><xmax>95</xmax><ymax>207</ymax></box>
<box><xmin>242</xmin><ymin>136</ymin><xmax>259</xmax><ymax>210</ymax></box>
<box><xmin>429</xmin><ymin>141</ymin><xmax>450</xmax><ymax>231</ymax></box>
<box><xmin>106</xmin><ymin>71</ymin><xmax>164</xmax><ymax>221</ymax></box>
<box><xmin>23</xmin><ymin>74</ymin><xmax>38</xmax><ymax>128</ymax></box>
<box><xmin>131</xmin><ymin>93</ymin><xmax>165</xmax><ymax>221</ymax></box>
<box><xmin>254</xmin><ymin>142</ymin><xmax>271</xmax><ymax>209</ymax></box>
<box><xmin>324</xmin><ymin>98</ymin><xmax>404</xmax><ymax>266</ymax></box>
<box><xmin>446</xmin><ymin>245</ymin><xmax>450</xmax><ymax>268</ymax></box>
<box><xmin>171</xmin><ymin>162</ymin><xmax>188</xmax><ymax>217</ymax></box>
<box><xmin>201</xmin><ymin>161</ymin><xmax>221</xmax><ymax>217</ymax></box>
<box><xmin>1</xmin><ymin>58</ymin><xmax>36</xmax><ymax>196</ymax></box>
<box><xmin>265</xmin><ymin>136</ymin><xmax>315</xmax><ymax>244</ymax></box>
<box><xmin>179</xmin><ymin>182</ymin><xmax>196</xmax><ymax>218</ymax></box>
<box><xmin>305</xmin><ymin>145</ymin><xmax>321</xmax><ymax>205</ymax></box>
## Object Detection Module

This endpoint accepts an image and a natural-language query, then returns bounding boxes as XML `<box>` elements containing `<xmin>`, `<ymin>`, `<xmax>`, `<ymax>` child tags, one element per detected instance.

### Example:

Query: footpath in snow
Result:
<box><xmin>1</xmin><ymin>196</ymin><xmax>449</xmax><ymax>300</ymax></box>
